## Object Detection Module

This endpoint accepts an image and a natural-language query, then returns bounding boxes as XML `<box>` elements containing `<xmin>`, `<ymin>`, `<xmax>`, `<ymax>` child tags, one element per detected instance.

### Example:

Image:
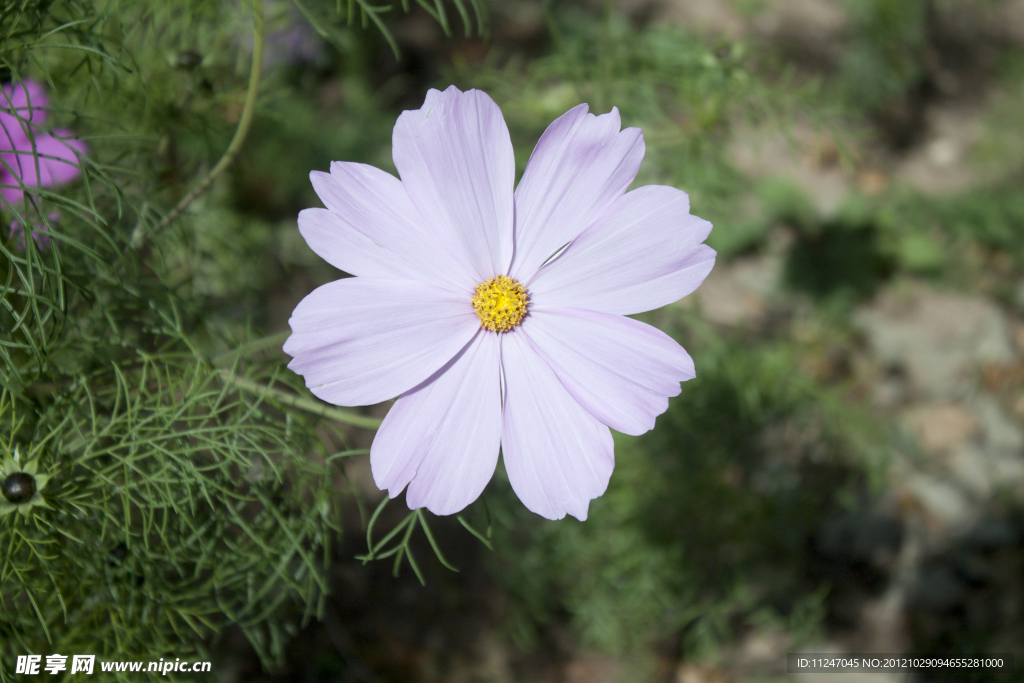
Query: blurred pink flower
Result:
<box><xmin>1</xmin><ymin>79</ymin><xmax>88</xmax><ymax>207</ymax></box>
<box><xmin>284</xmin><ymin>87</ymin><xmax>716</xmax><ymax>521</ymax></box>
<box><xmin>8</xmin><ymin>212</ymin><xmax>60</xmax><ymax>250</ymax></box>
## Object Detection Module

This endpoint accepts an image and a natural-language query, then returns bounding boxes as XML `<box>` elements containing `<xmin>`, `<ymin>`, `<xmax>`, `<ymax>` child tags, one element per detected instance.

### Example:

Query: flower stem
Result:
<box><xmin>218</xmin><ymin>370</ymin><xmax>383</xmax><ymax>429</ymax></box>
<box><xmin>135</xmin><ymin>0</ymin><xmax>265</xmax><ymax>246</ymax></box>
<box><xmin>212</xmin><ymin>330</ymin><xmax>291</xmax><ymax>366</ymax></box>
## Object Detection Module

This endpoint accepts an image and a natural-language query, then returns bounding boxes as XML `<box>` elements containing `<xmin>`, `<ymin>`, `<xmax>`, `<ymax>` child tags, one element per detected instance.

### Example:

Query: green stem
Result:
<box><xmin>138</xmin><ymin>0</ymin><xmax>265</xmax><ymax>244</ymax></box>
<box><xmin>219</xmin><ymin>371</ymin><xmax>382</xmax><ymax>429</ymax></box>
<box><xmin>212</xmin><ymin>331</ymin><xmax>290</xmax><ymax>366</ymax></box>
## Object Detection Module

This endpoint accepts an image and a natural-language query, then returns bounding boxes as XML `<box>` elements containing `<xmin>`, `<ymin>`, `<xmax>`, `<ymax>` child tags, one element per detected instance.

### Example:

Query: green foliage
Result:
<box><xmin>0</xmin><ymin>0</ymin><xmax>404</xmax><ymax>674</ymax></box>
<box><xmin>358</xmin><ymin>498</ymin><xmax>463</xmax><ymax>584</ymax></box>
<box><xmin>839</xmin><ymin>0</ymin><xmax>927</xmax><ymax>114</ymax></box>
<box><xmin>2</xmin><ymin>0</ymin><xmax>1021</xmax><ymax>676</ymax></box>
<box><xmin>879</xmin><ymin>183</ymin><xmax>1024</xmax><ymax>268</ymax></box>
<box><xmin>785</xmin><ymin>220</ymin><xmax>895</xmax><ymax>300</ymax></box>
<box><xmin>0</xmin><ymin>355</ymin><xmax>348</xmax><ymax>673</ymax></box>
<box><xmin>454</xmin><ymin>12</ymin><xmax>801</xmax><ymax>259</ymax></box>
<box><xmin>292</xmin><ymin>0</ymin><xmax>487</xmax><ymax>58</ymax></box>
<box><xmin>755</xmin><ymin>175</ymin><xmax>1024</xmax><ymax>294</ymax></box>
<box><xmin>489</xmin><ymin>315</ymin><xmax>880</xmax><ymax>662</ymax></box>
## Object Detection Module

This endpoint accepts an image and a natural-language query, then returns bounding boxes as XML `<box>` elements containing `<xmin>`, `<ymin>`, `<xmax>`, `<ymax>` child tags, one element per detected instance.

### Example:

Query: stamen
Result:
<box><xmin>472</xmin><ymin>275</ymin><xmax>529</xmax><ymax>333</ymax></box>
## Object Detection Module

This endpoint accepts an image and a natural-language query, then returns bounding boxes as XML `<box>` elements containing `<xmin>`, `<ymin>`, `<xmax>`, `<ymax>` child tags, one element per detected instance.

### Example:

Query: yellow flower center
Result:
<box><xmin>472</xmin><ymin>275</ymin><xmax>529</xmax><ymax>333</ymax></box>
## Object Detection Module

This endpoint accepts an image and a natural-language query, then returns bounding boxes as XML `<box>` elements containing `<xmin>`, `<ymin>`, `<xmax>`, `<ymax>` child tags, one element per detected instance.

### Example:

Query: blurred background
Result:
<box><xmin>3</xmin><ymin>0</ymin><xmax>1024</xmax><ymax>681</ymax></box>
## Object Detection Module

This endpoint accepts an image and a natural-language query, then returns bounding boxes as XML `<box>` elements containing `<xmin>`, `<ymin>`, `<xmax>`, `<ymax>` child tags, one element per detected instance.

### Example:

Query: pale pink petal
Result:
<box><xmin>500</xmin><ymin>330</ymin><xmax>614</xmax><ymax>521</ymax></box>
<box><xmin>529</xmin><ymin>185</ymin><xmax>716</xmax><ymax>315</ymax></box>
<box><xmin>509</xmin><ymin>105</ymin><xmax>644</xmax><ymax>281</ymax></box>
<box><xmin>3</xmin><ymin>132</ymin><xmax>87</xmax><ymax>195</ymax></box>
<box><xmin>2</xmin><ymin>80</ymin><xmax>48</xmax><ymax>119</ymax></box>
<box><xmin>33</xmin><ymin>132</ymin><xmax>87</xmax><ymax>186</ymax></box>
<box><xmin>392</xmin><ymin>86</ymin><xmax>515</xmax><ymax>280</ymax></box>
<box><xmin>302</xmin><ymin>162</ymin><xmax>476</xmax><ymax>292</ymax></box>
<box><xmin>297</xmin><ymin>208</ymin><xmax>396</xmax><ymax>277</ymax></box>
<box><xmin>283</xmin><ymin>277</ymin><xmax>479</xmax><ymax>406</ymax></box>
<box><xmin>0</xmin><ymin>169</ymin><xmax>21</xmax><ymax>205</ymax></box>
<box><xmin>0</xmin><ymin>120</ymin><xmax>27</xmax><ymax>155</ymax></box>
<box><xmin>0</xmin><ymin>80</ymin><xmax>48</xmax><ymax>136</ymax></box>
<box><xmin>522</xmin><ymin>308</ymin><xmax>694</xmax><ymax>436</ymax></box>
<box><xmin>371</xmin><ymin>331</ymin><xmax>501</xmax><ymax>515</ymax></box>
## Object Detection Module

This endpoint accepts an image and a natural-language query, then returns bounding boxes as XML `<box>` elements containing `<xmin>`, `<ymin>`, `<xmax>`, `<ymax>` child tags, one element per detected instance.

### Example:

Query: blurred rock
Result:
<box><xmin>735</xmin><ymin>629</ymin><xmax>790</xmax><ymax>670</ymax></box>
<box><xmin>681</xmin><ymin>248</ymin><xmax>783</xmax><ymax>327</ymax></box>
<box><xmin>855</xmin><ymin>284</ymin><xmax>1014</xmax><ymax>399</ymax></box>
<box><xmin>750</xmin><ymin>0</ymin><xmax>849</xmax><ymax>62</ymax></box>
<box><xmin>871</xmin><ymin>362</ymin><xmax>912</xmax><ymax>410</ymax></box>
<box><xmin>857</xmin><ymin>587</ymin><xmax>908</xmax><ymax>654</ymax></box>
<box><xmin>948</xmin><ymin>448</ymin><xmax>1024</xmax><ymax>501</ymax></box>
<box><xmin>1003</xmin><ymin>0</ymin><xmax>1024</xmax><ymax>45</ymax></box>
<box><xmin>641</xmin><ymin>0</ymin><xmax>852</xmax><ymax>54</ymax></box>
<box><xmin>391</xmin><ymin>14</ymin><xmax>444</xmax><ymax>50</ymax></box>
<box><xmin>857</xmin><ymin>170</ymin><xmax>889</xmax><ymax>196</ymax></box>
<box><xmin>948</xmin><ymin>445</ymin><xmax>998</xmax><ymax>498</ymax></box>
<box><xmin>933</xmin><ymin>394</ymin><xmax>1024</xmax><ymax>498</ymax></box>
<box><xmin>648</xmin><ymin>0</ymin><xmax>745</xmax><ymax>38</ymax></box>
<box><xmin>729</xmin><ymin>124</ymin><xmax>853</xmax><ymax>219</ymax></box>
<box><xmin>893</xmin><ymin>105</ymin><xmax>984</xmax><ymax>195</ymax></box>
<box><xmin>675</xmin><ymin>663</ymin><xmax>728</xmax><ymax>683</ymax></box>
<box><xmin>903</xmin><ymin>475</ymin><xmax>976</xmax><ymax>532</ymax></box>
<box><xmin>1012</xmin><ymin>320</ymin><xmax>1024</xmax><ymax>352</ymax></box>
<box><xmin>972</xmin><ymin>393</ymin><xmax>1024</xmax><ymax>454</ymax></box>
<box><xmin>446</xmin><ymin>632</ymin><xmax>515</xmax><ymax>683</ymax></box>
<box><xmin>492</xmin><ymin>0</ymin><xmax>547</xmax><ymax>42</ymax></box>
<box><xmin>564</xmin><ymin>655</ymin><xmax>621</xmax><ymax>683</ymax></box>
<box><xmin>901</xmin><ymin>403</ymin><xmax>980</xmax><ymax>455</ymax></box>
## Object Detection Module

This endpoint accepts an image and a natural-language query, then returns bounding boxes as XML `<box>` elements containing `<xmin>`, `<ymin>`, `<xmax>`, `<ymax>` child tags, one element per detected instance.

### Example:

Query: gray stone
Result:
<box><xmin>649</xmin><ymin>0</ymin><xmax>745</xmax><ymax>37</ymax></box>
<box><xmin>894</xmin><ymin>105</ymin><xmax>984</xmax><ymax>195</ymax></box>
<box><xmin>904</xmin><ymin>474</ymin><xmax>976</xmax><ymax>532</ymax></box>
<box><xmin>949</xmin><ymin>445</ymin><xmax>997</xmax><ymax>499</ymax></box>
<box><xmin>855</xmin><ymin>285</ymin><xmax>1014</xmax><ymax>399</ymax></box>
<box><xmin>728</xmin><ymin>122</ymin><xmax>853</xmax><ymax>219</ymax></box>
<box><xmin>972</xmin><ymin>394</ymin><xmax>1024</xmax><ymax>454</ymax></box>
<box><xmin>751</xmin><ymin>0</ymin><xmax>850</xmax><ymax>60</ymax></box>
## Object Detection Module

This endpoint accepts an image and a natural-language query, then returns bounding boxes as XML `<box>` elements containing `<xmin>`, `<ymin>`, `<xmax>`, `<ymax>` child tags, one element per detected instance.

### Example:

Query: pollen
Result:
<box><xmin>472</xmin><ymin>275</ymin><xmax>529</xmax><ymax>333</ymax></box>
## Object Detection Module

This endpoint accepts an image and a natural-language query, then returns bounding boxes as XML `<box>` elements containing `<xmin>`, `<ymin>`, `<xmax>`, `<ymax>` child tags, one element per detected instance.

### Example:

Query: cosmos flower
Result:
<box><xmin>285</xmin><ymin>86</ymin><xmax>715</xmax><ymax>521</ymax></box>
<box><xmin>1</xmin><ymin>79</ymin><xmax>88</xmax><ymax>208</ymax></box>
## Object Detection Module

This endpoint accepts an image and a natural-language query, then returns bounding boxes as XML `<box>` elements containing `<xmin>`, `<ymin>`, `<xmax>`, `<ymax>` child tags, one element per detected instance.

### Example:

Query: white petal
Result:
<box><xmin>371</xmin><ymin>332</ymin><xmax>502</xmax><ymax>516</ymax></box>
<box><xmin>529</xmin><ymin>185</ymin><xmax>715</xmax><ymax>315</ymax></box>
<box><xmin>523</xmin><ymin>308</ymin><xmax>694</xmax><ymax>436</ymax></box>
<box><xmin>283</xmin><ymin>277</ymin><xmax>479</xmax><ymax>406</ymax></box>
<box><xmin>392</xmin><ymin>86</ymin><xmax>515</xmax><ymax>280</ymax></box>
<box><xmin>304</xmin><ymin>162</ymin><xmax>475</xmax><ymax>292</ymax></box>
<box><xmin>500</xmin><ymin>329</ymin><xmax>614</xmax><ymax>521</ymax></box>
<box><xmin>510</xmin><ymin>105</ymin><xmax>644</xmax><ymax>281</ymax></box>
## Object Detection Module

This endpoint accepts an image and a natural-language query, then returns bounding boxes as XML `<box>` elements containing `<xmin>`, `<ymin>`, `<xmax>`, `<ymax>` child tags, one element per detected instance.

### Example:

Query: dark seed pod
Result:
<box><xmin>2</xmin><ymin>472</ymin><xmax>36</xmax><ymax>504</ymax></box>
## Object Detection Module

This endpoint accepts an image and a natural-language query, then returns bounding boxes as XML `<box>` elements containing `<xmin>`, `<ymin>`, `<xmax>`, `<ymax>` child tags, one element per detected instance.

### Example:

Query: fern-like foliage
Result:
<box><xmin>0</xmin><ymin>0</ymin><xmax>479</xmax><ymax>677</ymax></box>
